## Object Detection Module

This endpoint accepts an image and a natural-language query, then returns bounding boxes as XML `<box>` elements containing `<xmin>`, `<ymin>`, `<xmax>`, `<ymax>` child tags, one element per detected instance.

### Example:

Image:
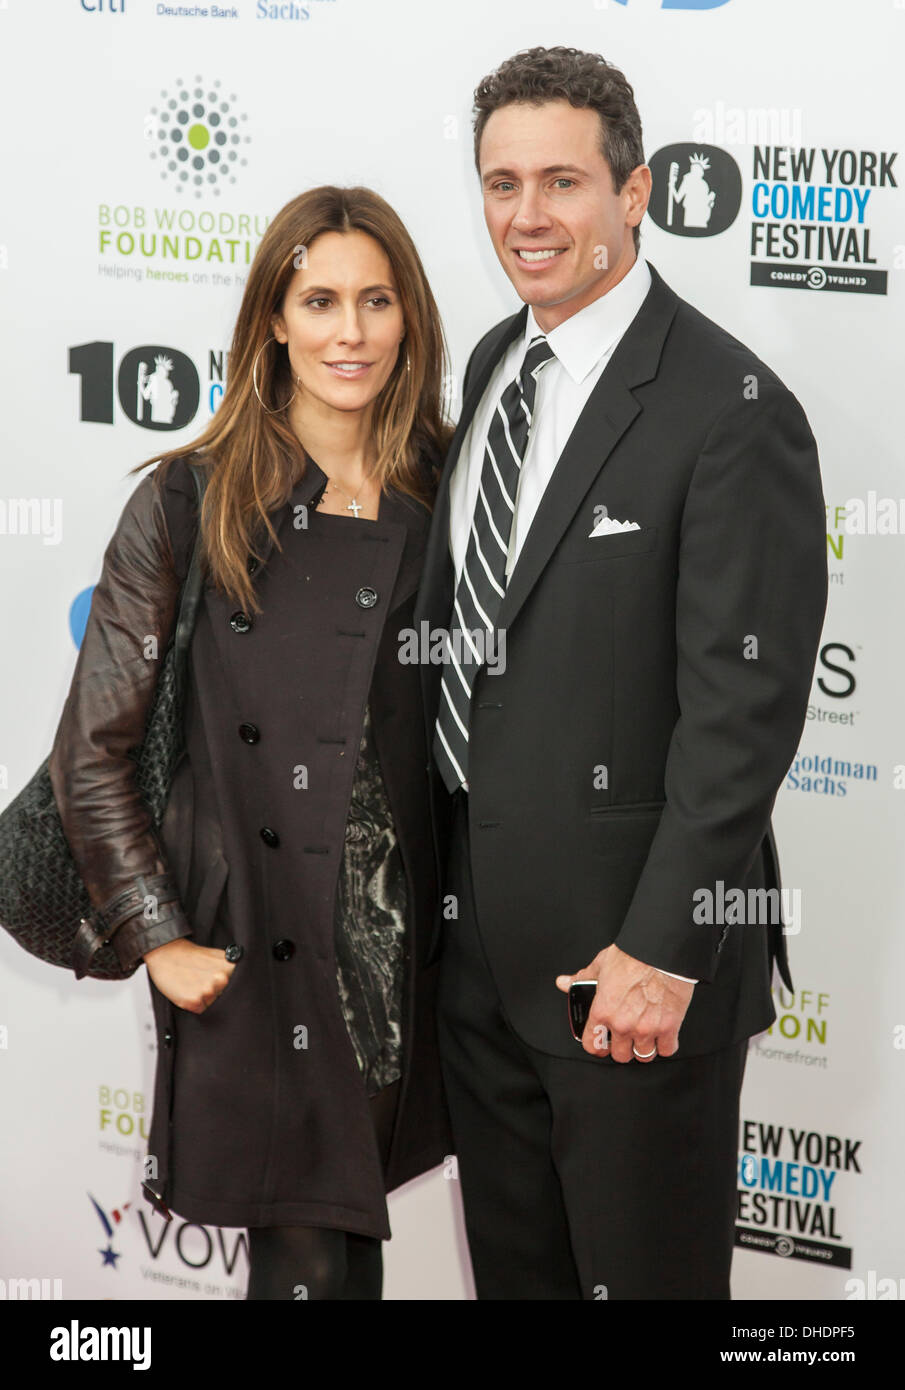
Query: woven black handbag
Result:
<box><xmin>0</xmin><ymin>461</ymin><xmax>208</xmax><ymax>981</ymax></box>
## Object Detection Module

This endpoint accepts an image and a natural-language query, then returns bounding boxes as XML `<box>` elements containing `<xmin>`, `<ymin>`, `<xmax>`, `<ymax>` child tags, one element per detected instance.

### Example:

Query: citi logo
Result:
<box><xmin>50</xmin><ymin>1321</ymin><xmax>151</xmax><ymax>1371</ymax></box>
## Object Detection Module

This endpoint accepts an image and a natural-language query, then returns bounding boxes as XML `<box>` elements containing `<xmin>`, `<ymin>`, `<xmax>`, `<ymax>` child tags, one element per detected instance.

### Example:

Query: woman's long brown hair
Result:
<box><xmin>132</xmin><ymin>185</ymin><xmax>453</xmax><ymax>613</ymax></box>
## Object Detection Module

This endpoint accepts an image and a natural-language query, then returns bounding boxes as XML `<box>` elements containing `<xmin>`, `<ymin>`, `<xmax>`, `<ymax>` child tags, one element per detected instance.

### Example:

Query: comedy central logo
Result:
<box><xmin>145</xmin><ymin>76</ymin><xmax>251</xmax><ymax>198</ymax></box>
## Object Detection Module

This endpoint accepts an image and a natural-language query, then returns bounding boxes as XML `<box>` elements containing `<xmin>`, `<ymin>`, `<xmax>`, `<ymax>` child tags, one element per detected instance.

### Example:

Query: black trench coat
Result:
<box><xmin>49</xmin><ymin>452</ymin><xmax>451</xmax><ymax>1238</ymax></box>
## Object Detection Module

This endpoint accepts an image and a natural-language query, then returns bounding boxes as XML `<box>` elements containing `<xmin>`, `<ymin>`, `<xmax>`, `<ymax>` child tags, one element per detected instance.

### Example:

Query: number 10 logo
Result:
<box><xmin>69</xmin><ymin>341</ymin><xmax>202</xmax><ymax>431</ymax></box>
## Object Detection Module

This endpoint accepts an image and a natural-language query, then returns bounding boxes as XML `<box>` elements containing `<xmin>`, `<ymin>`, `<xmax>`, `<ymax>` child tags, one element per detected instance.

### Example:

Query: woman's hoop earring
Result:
<box><xmin>252</xmin><ymin>336</ymin><xmax>298</xmax><ymax>414</ymax></box>
<box><xmin>404</xmin><ymin>351</ymin><xmax>411</xmax><ymax>374</ymax></box>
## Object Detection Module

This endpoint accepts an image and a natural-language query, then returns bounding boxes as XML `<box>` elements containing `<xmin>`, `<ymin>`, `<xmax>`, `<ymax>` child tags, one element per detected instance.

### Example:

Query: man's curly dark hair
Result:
<box><xmin>472</xmin><ymin>46</ymin><xmax>645</xmax><ymax>253</ymax></box>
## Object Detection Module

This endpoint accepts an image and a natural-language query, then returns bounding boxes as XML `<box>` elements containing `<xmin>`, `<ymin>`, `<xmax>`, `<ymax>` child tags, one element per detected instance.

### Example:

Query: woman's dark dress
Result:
<box><xmin>334</xmin><ymin>702</ymin><xmax>407</xmax><ymax>1098</ymax></box>
<box><xmin>49</xmin><ymin>452</ymin><xmax>451</xmax><ymax>1238</ymax></box>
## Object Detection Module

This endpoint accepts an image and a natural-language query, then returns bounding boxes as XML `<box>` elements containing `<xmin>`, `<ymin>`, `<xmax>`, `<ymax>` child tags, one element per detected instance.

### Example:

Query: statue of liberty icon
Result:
<box><xmin>137</xmin><ymin>354</ymin><xmax>180</xmax><ymax>425</ymax></box>
<box><xmin>667</xmin><ymin>153</ymin><xmax>716</xmax><ymax>229</ymax></box>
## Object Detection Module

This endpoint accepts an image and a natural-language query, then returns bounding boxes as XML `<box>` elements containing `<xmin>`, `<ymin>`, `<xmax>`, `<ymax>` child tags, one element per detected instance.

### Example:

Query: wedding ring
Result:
<box><xmin>632</xmin><ymin>1045</ymin><xmax>658</xmax><ymax>1060</ymax></box>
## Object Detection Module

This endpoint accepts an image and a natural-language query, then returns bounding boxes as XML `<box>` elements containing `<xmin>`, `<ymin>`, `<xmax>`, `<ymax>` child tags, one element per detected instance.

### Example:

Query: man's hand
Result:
<box><xmin>555</xmin><ymin>943</ymin><xmax>695</xmax><ymax>1063</ymax></box>
<box><xmin>143</xmin><ymin>937</ymin><xmax>236</xmax><ymax>1014</ymax></box>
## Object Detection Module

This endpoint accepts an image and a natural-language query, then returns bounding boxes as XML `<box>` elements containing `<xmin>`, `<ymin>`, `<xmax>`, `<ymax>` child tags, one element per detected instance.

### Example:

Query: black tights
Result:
<box><xmin>246</xmin><ymin>1224</ymin><xmax>384</xmax><ymax>1300</ymax></box>
<box><xmin>245</xmin><ymin>1081</ymin><xmax>399</xmax><ymax>1301</ymax></box>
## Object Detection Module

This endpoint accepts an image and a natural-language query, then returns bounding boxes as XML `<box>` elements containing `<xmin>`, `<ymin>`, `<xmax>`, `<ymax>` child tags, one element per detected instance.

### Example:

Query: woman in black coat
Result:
<box><xmin>48</xmin><ymin>186</ymin><xmax>453</xmax><ymax>1299</ymax></box>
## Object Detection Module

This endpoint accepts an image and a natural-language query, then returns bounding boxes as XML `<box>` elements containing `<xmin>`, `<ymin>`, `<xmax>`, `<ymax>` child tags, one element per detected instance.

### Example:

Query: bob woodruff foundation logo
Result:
<box><xmin>146</xmin><ymin>76</ymin><xmax>251</xmax><ymax>198</ymax></box>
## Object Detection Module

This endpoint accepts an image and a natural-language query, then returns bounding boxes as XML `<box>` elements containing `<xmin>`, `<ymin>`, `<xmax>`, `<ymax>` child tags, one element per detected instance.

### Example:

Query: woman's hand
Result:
<box><xmin>142</xmin><ymin>937</ymin><xmax>236</xmax><ymax>1014</ymax></box>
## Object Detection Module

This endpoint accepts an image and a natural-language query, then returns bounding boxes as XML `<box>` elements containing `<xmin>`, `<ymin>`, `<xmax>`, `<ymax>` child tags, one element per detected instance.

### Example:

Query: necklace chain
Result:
<box><xmin>320</xmin><ymin>472</ymin><xmax>368</xmax><ymax>519</ymax></box>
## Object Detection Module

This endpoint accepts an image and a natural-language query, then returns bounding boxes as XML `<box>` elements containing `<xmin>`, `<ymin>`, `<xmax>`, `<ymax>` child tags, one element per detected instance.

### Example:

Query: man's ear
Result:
<box><xmin>626</xmin><ymin>164</ymin><xmax>652</xmax><ymax>229</ymax></box>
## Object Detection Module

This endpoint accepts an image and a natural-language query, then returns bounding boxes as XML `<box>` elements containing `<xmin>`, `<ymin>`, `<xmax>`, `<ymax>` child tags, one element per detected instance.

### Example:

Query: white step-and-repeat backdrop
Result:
<box><xmin>1</xmin><ymin>0</ymin><xmax>902</xmax><ymax>1301</ymax></box>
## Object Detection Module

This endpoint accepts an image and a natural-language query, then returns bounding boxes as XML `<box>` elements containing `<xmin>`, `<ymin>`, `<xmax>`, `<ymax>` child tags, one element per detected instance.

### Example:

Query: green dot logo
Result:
<box><xmin>146</xmin><ymin>75</ymin><xmax>251</xmax><ymax>198</ymax></box>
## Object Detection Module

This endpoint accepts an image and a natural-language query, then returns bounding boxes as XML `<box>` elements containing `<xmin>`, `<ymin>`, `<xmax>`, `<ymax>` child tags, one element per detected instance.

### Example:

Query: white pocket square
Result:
<box><xmin>588</xmin><ymin>515</ymin><xmax>642</xmax><ymax>539</ymax></box>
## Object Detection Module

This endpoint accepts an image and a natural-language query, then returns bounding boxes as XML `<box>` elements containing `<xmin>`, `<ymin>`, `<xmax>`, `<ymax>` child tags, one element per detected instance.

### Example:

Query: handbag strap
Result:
<box><xmin>172</xmin><ymin>458</ymin><xmax>209</xmax><ymax>697</ymax></box>
<box><xmin>71</xmin><ymin>458</ymin><xmax>211</xmax><ymax>979</ymax></box>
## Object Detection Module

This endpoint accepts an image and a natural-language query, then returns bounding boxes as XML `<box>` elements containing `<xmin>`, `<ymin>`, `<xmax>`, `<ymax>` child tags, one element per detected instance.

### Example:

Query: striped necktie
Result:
<box><xmin>433</xmin><ymin>334</ymin><xmax>556</xmax><ymax>793</ymax></box>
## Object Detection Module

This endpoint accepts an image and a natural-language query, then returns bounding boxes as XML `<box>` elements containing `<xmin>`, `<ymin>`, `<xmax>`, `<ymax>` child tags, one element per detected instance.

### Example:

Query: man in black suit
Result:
<box><xmin>414</xmin><ymin>46</ymin><xmax>827</xmax><ymax>1299</ymax></box>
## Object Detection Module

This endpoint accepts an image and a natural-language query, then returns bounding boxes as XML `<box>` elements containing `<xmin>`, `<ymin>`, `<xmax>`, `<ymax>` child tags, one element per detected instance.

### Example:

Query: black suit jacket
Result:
<box><xmin>415</xmin><ymin>260</ymin><xmax>828</xmax><ymax>1061</ymax></box>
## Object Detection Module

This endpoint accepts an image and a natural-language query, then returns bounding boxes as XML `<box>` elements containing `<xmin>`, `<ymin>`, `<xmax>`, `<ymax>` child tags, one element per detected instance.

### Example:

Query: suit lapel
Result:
<box><xmin>255</xmin><ymin>459</ymin><xmax>328</xmax><ymax>569</ymax></box>
<box><xmin>497</xmin><ymin>262</ymin><xmax>679</xmax><ymax>633</ymax></box>
<box><xmin>419</xmin><ymin>265</ymin><xmax>682</xmax><ymax>647</ymax></box>
<box><xmin>376</xmin><ymin>484</ymin><xmax>432</xmax><ymax>611</ymax></box>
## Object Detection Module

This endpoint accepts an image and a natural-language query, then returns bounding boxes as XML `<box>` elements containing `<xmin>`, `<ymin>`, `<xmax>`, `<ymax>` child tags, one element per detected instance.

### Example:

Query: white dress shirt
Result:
<box><xmin>449</xmin><ymin>254</ymin><xmax>652</xmax><ymax>582</ymax></box>
<box><xmin>447</xmin><ymin>255</ymin><xmax>697</xmax><ymax>986</ymax></box>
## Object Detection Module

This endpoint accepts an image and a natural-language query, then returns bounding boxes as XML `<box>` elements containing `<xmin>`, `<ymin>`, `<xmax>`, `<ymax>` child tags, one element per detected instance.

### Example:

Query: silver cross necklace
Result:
<box><xmin>322</xmin><ymin>475</ymin><xmax>364</xmax><ymax>517</ymax></box>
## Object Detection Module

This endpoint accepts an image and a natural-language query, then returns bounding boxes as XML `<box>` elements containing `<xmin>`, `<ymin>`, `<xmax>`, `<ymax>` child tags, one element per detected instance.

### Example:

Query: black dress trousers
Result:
<box><xmin>436</xmin><ymin>790</ymin><xmax>748</xmax><ymax>1301</ymax></box>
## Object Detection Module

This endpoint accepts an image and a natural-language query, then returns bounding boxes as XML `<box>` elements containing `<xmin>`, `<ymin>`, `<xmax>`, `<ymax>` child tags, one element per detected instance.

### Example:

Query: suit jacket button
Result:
<box><xmin>272</xmin><ymin>939</ymin><xmax>295</xmax><ymax>961</ymax></box>
<box><xmin>239</xmin><ymin>722</ymin><xmax>260</xmax><ymax>744</ymax></box>
<box><xmin>230</xmin><ymin>611</ymin><xmax>253</xmax><ymax>633</ymax></box>
<box><xmin>224</xmin><ymin>944</ymin><xmax>244</xmax><ymax>963</ymax></box>
<box><xmin>163</xmin><ymin>1030</ymin><xmax>173</xmax><ymax>1047</ymax></box>
<box><xmin>260</xmin><ymin>826</ymin><xmax>280</xmax><ymax>848</ymax></box>
<box><xmin>355</xmin><ymin>586</ymin><xmax>378</xmax><ymax>609</ymax></box>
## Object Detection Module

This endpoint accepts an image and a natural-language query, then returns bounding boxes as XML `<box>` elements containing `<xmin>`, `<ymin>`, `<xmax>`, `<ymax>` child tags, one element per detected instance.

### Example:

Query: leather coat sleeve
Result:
<box><xmin>48</xmin><ymin>464</ymin><xmax>197</xmax><ymax>970</ymax></box>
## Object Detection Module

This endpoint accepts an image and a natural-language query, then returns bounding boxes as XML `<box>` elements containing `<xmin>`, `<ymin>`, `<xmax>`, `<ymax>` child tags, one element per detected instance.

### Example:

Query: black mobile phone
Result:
<box><xmin>568</xmin><ymin>980</ymin><xmax>597</xmax><ymax>1042</ymax></box>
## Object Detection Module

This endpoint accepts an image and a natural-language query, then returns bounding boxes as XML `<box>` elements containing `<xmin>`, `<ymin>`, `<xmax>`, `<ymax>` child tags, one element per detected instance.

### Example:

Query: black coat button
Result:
<box><xmin>239</xmin><ymin>723</ymin><xmax>260</xmax><ymax>744</ymax></box>
<box><xmin>355</xmin><ymin>586</ymin><xmax>378</xmax><ymax>609</ymax></box>
<box><xmin>260</xmin><ymin>826</ymin><xmax>280</xmax><ymax>848</ymax></box>
<box><xmin>247</xmin><ymin>556</ymin><xmax>259</xmax><ymax>575</ymax></box>
<box><xmin>230</xmin><ymin>611</ymin><xmax>252</xmax><ymax>633</ymax></box>
<box><xmin>272</xmin><ymin>939</ymin><xmax>295</xmax><ymax>961</ymax></box>
<box><xmin>224</xmin><ymin>944</ymin><xmax>244</xmax><ymax>963</ymax></box>
<box><xmin>163</xmin><ymin>1030</ymin><xmax>173</xmax><ymax>1047</ymax></box>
